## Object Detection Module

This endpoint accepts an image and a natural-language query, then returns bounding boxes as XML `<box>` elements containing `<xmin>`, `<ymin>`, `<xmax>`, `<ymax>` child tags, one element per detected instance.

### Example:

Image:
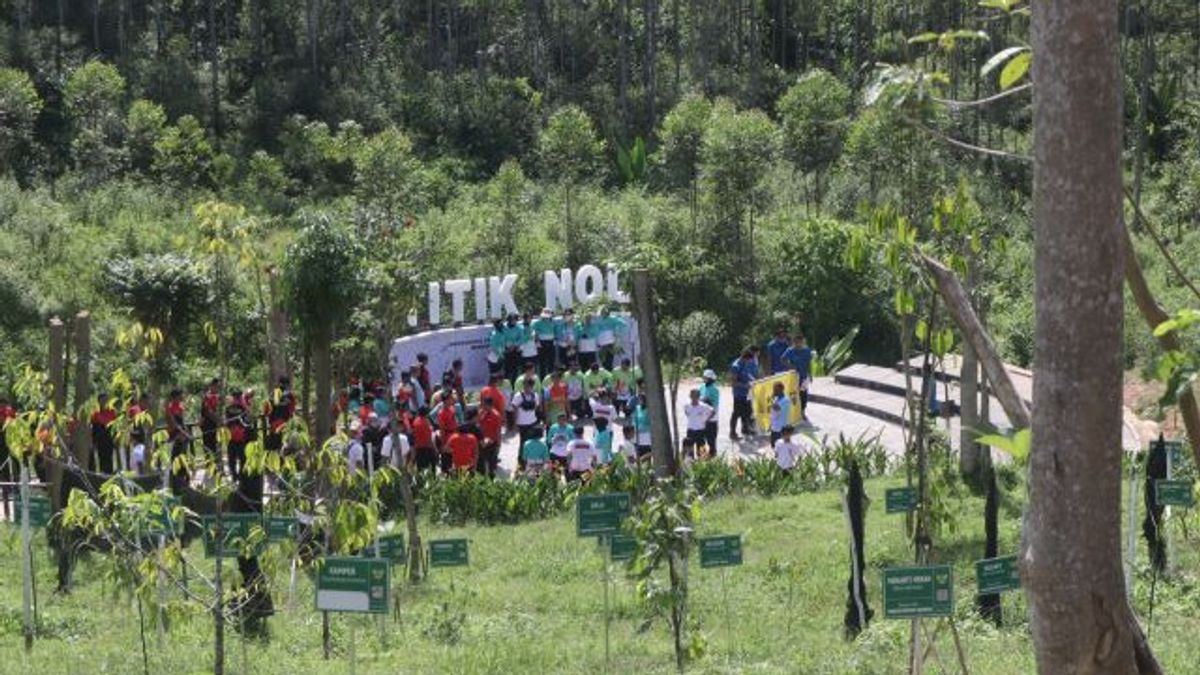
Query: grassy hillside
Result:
<box><xmin>2</xmin><ymin>476</ymin><xmax>1198</xmax><ymax>674</ymax></box>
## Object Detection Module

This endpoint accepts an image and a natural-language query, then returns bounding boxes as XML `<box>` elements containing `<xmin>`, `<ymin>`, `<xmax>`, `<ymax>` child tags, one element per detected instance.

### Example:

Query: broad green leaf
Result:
<box><xmin>908</xmin><ymin>32</ymin><xmax>940</xmax><ymax>44</ymax></box>
<box><xmin>981</xmin><ymin>46</ymin><xmax>1028</xmax><ymax>79</ymax></box>
<box><xmin>1000</xmin><ymin>52</ymin><xmax>1031</xmax><ymax>90</ymax></box>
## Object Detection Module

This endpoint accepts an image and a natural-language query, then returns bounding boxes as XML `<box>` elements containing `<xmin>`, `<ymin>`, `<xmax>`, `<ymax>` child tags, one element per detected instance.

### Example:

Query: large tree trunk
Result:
<box><xmin>1121</xmin><ymin>224</ymin><xmax>1200</xmax><ymax>467</ymax></box>
<box><xmin>632</xmin><ymin>270</ymin><xmax>677</xmax><ymax>477</ymax></box>
<box><xmin>1021</xmin><ymin>1</ymin><xmax>1161</xmax><ymax>672</ymax></box>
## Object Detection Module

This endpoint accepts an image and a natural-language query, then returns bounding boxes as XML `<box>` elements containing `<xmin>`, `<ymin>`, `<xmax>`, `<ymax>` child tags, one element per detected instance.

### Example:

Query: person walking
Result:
<box><xmin>728</xmin><ymin>350</ymin><xmax>756</xmax><ymax>440</ymax></box>
<box><xmin>699</xmin><ymin>370</ymin><xmax>721</xmax><ymax>457</ymax></box>
<box><xmin>683</xmin><ymin>388</ymin><xmax>716</xmax><ymax>458</ymax></box>
<box><xmin>768</xmin><ymin>381</ymin><xmax>791</xmax><ymax>447</ymax></box>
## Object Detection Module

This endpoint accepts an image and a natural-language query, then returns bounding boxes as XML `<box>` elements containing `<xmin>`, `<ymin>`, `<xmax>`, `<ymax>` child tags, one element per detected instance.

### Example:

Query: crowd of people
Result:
<box><xmin>0</xmin><ymin>316</ymin><xmax>819</xmax><ymax>500</ymax></box>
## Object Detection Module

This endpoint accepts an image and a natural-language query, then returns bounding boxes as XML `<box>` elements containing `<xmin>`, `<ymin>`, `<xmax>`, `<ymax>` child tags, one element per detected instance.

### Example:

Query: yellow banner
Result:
<box><xmin>751</xmin><ymin>371</ymin><xmax>803</xmax><ymax>433</ymax></box>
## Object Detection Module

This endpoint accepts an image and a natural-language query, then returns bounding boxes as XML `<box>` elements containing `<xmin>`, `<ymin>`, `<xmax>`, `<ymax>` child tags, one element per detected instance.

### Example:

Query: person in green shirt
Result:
<box><xmin>521</xmin><ymin>424</ymin><xmax>551</xmax><ymax>476</ymax></box>
<box><xmin>564</xmin><ymin>362</ymin><xmax>587</xmax><ymax>419</ymax></box>
<box><xmin>583</xmin><ymin>362</ymin><xmax>612</xmax><ymax>398</ymax></box>
<box><xmin>531</xmin><ymin>308</ymin><xmax>559</xmax><ymax>378</ymax></box>
<box><xmin>611</xmin><ymin>358</ymin><xmax>641</xmax><ymax>416</ymax></box>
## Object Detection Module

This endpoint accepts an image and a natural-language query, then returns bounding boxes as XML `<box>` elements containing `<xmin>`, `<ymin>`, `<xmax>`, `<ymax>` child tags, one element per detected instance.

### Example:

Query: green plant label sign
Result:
<box><xmin>974</xmin><ymin>555</ymin><xmax>1020</xmax><ymax>595</ymax></box>
<box><xmin>429</xmin><ymin>538</ymin><xmax>469</xmax><ymax>567</ymax></box>
<box><xmin>576</xmin><ymin>492</ymin><xmax>631</xmax><ymax>537</ymax></box>
<box><xmin>699</xmin><ymin>535</ymin><xmax>743</xmax><ymax>568</ymax></box>
<box><xmin>363</xmin><ymin>533</ymin><xmax>406</xmax><ymax>564</ymax></box>
<box><xmin>265</xmin><ymin>515</ymin><xmax>298</xmax><ymax>542</ymax></box>
<box><xmin>15</xmin><ymin>492</ymin><xmax>50</xmax><ymax>528</ymax></box>
<box><xmin>1155</xmin><ymin>479</ymin><xmax>1195</xmax><ymax>508</ymax></box>
<box><xmin>885</xmin><ymin>487</ymin><xmax>918</xmax><ymax>514</ymax></box>
<box><xmin>883</xmin><ymin>565</ymin><xmax>954</xmax><ymax>619</ymax></box>
<box><xmin>202</xmin><ymin>513</ymin><xmax>262</xmax><ymax>557</ymax></box>
<box><xmin>609</xmin><ymin>534</ymin><xmax>637</xmax><ymax>562</ymax></box>
<box><xmin>146</xmin><ymin>495</ymin><xmax>180</xmax><ymax>537</ymax></box>
<box><xmin>315</xmin><ymin>557</ymin><xmax>389</xmax><ymax>614</ymax></box>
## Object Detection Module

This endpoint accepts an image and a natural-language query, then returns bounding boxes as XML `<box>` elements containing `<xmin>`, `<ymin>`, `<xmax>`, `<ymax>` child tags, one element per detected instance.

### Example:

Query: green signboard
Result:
<box><xmin>1155</xmin><ymin>479</ymin><xmax>1196</xmax><ymax>508</ymax></box>
<box><xmin>315</xmin><ymin>557</ymin><xmax>389</xmax><ymax>614</ymax></box>
<box><xmin>363</xmin><ymin>533</ymin><xmax>406</xmax><ymax>564</ymax></box>
<box><xmin>15</xmin><ymin>491</ymin><xmax>51</xmax><ymax>528</ymax></box>
<box><xmin>883</xmin><ymin>565</ymin><xmax>954</xmax><ymax>619</ymax></box>
<box><xmin>576</xmin><ymin>493</ymin><xmax>631</xmax><ymax>537</ymax></box>
<box><xmin>265</xmin><ymin>515</ymin><xmax>298</xmax><ymax>542</ymax></box>
<box><xmin>429</xmin><ymin>538</ymin><xmax>469</xmax><ymax>567</ymax></box>
<box><xmin>975</xmin><ymin>555</ymin><xmax>1020</xmax><ymax>595</ymax></box>
<box><xmin>609</xmin><ymin>534</ymin><xmax>637</xmax><ymax>562</ymax></box>
<box><xmin>201</xmin><ymin>513</ymin><xmax>263</xmax><ymax>557</ymax></box>
<box><xmin>885</xmin><ymin>487</ymin><xmax>918</xmax><ymax>514</ymax></box>
<box><xmin>698</xmin><ymin>535</ymin><xmax>743</xmax><ymax>568</ymax></box>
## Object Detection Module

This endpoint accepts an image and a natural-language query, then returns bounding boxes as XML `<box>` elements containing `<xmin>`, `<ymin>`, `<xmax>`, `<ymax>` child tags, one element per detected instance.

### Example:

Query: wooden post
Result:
<box><xmin>72</xmin><ymin>311</ymin><xmax>92</xmax><ymax>469</ymax></box>
<box><xmin>631</xmin><ymin>270</ymin><xmax>676</xmax><ymax>478</ymax></box>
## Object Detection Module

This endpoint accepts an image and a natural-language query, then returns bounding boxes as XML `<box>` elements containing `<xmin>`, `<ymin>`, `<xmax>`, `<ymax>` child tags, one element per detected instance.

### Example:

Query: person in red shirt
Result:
<box><xmin>165</xmin><ymin>388</ymin><xmax>190</xmax><ymax>493</ymax></box>
<box><xmin>415</xmin><ymin>353</ymin><xmax>432</xmax><ymax>401</ymax></box>
<box><xmin>435</xmin><ymin>393</ymin><xmax>460</xmax><ymax>475</ymax></box>
<box><xmin>447</xmin><ymin>429</ymin><xmax>478</xmax><ymax>474</ymax></box>
<box><xmin>90</xmin><ymin>392</ymin><xmax>119</xmax><ymax>474</ymax></box>
<box><xmin>0</xmin><ymin>396</ymin><xmax>16</xmax><ymax>498</ymax></box>
<box><xmin>410</xmin><ymin>408</ymin><xmax>436</xmax><ymax>471</ymax></box>
<box><xmin>476</xmin><ymin>398</ymin><xmax>503</xmax><ymax>478</ymax></box>
<box><xmin>199</xmin><ymin>378</ymin><xmax>222</xmax><ymax>467</ymax></box>
<box><xmin>225</xmin><ymin>389</ymin><xmax>253</xmax><ymax>479</ymax></box>
<box><xmin>479</xmin><ymin>375</ymin><xmax>507</xmax><ymax>425</ymax></box>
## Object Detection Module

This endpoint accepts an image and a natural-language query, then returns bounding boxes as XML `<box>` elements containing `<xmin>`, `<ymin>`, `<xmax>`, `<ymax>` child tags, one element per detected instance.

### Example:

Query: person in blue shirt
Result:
<box><xmin>764</xmin><ymin>327</ymin><xmax>790</xmax><ymax>375</ymax></box>
<box><xmin>728</xmin><ymin>349</ymin><xmax>756</xmax><ymax>440</ymax></box>
<box><xmin>782</xmin><ymin>335</ymin><xmax>815</xmax><ymax>418</ymax></box>
<box><xmin>532</xmin><ymin>308</ymin><xmax>560</xmax><ymax>378</ymax></box>
<box><xmin>594</xmin><ymin>417</ymin><xmax>615</xmax><ymax>464</ymax></box>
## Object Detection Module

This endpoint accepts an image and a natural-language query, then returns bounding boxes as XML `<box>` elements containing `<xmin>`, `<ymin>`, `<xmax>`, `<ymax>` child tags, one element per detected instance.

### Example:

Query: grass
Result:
<box><xmin>1</xmin><ymin>475</ymin><xmax>1199</xmax><ymax>674</ymax></box>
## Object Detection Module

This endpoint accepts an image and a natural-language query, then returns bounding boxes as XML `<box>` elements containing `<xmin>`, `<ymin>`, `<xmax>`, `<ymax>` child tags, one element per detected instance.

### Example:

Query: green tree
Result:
<box><xmin>699</xmin><ymin>100</ymin><xmax>781</xmax><ymax>293</ymax></box>
<box><xmin>777</xmin><ymin>69</ymin><xmax>850</xmax><ymax>210</ymax></box>
<box><xmin>352</xmin><ymin>127</ymin><xmax>430</xmax><ymax>222</ymax></box>
<box><xmin>538</xmin><ymin>105</ymin><xmax>605</xmax><ymax>267</ymax></box>
<box><xmin>125</xmin><ymin>99</ymin><xmax>167</xmax><ymax>174</ymax></box>
<box><xmin>655</xmin><ymin>94</ymin><xmax>713</xmax><ymax>222</ymax></box>
<box><xmin>153</xmin><ymin>115</ymin><xmax>216</xmax><ymax>189</ymax></box>
<box><xmin>64</xmin><ymin>60</ymin><xmax>127</xmax><ymax>183</ymax></box>
<box><xmin>283</xmin><ymin>212</ymin><xmax>365</xmax><ymax>447</ymax></box>
<box><xmin>0</xmin><ymin>68</ymin><xmax>42</xmax><ymax>179</ymax></box>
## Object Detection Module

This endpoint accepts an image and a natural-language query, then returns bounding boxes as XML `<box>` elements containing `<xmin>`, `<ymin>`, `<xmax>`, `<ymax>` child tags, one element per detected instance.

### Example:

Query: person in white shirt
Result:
<box><xmin>346</xmin><ymin>420</ymin><xmax>366</xmax><ymax>474</ymax></box>
<box><xmin>682</xmin><ymin>389</ymin><xmax>715</xmax><ymax>458</ymax></box>
<box><xmin>769</xmin><ymin>382</ymin><xmax>792</xmax><ymax>447</ymax></box>
<box><xmin>380</xmin><ymin>419</ymin><xmax>411</xmax><ymax>469</ymax></box>
<box><xmin>589</xmin><ymin>390</ymin><xmax>616</xmax><ymax>425</ymax></box>
<box><xmin>619</xmin><ymin>424</ymin><xmax>638</xmax><ymax>463</ymax></box>
<box><xmin>130</xmin><ymin>431</ymin><xmax>148</xmax><ymax>475</ymax></box>
<box><xmin>566</xmin><ymin>426</ymin><xmax>596</xmax><ymax>482</ymax></box>
<box><xmin>510</xmin><ymin>378</ymin><xmax>542</xmax><ymax>447</ymax></box>
<box><xmin>774</xmin><ymin>425</ymin><xmax>802</xmax><ymax>473</ymax></box>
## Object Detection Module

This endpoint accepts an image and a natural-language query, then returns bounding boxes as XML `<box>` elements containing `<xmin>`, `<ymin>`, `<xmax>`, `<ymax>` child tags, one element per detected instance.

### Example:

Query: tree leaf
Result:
<box><xmin>981</xmin><ymin>46</ymin><xmax>1028</xmax><ymax>79</ymax></box>
<box><xmin>999</xmin><ymin>52</ymin><xmax>1031</xmax><ymax>90</ymax></box>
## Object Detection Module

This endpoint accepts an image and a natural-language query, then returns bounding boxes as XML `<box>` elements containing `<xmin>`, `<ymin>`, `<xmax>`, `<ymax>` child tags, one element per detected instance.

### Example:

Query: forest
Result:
<box><xmin>1</xmin><ymin>0</ymin><xmax>1197</xmax><ymax>394</ymax></box>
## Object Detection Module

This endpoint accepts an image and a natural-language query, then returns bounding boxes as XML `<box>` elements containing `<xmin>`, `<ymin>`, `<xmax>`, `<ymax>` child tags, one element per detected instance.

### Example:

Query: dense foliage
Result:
<box><xmin>1</xmin><ymin>0</ymin><xmax>1198</xmax><ymax>394</ymax></box>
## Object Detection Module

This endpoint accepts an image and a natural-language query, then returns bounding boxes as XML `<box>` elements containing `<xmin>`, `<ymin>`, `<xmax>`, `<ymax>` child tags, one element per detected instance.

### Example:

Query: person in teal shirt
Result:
<box><xmin>531</xmin><ymin>309</ymin><xmax>559</xmax><ymax>378</ymax></box>
<box><xmin>555</xmin><ymin>309</ymin><xmax>579</xmax><ymax>370</ymax></box>
<box><xmin>632</xmin><ymin>394</ymin><xmax>652</xmax><ymax>460</ymax></box>
<box><xmin>521</xmin><ymin>425</ymin><xmax>551</xmax><ymax>476</ymax></box>
<box><xmin>502</xmin><ymin>314</ymin><xmax>525</xmax><ymax>383</ymax></box>
<box><xmin>595</xmin><ymin>308</ymin><xmax>628</xmax><ymax>370</ymax></box>
<box><xmin>699</xmin><ymin>369</ymin><xmax>721</xmax><ymax>457</ymax></box>
<box><xmin>547</xmin><ymin>413</ymin><xmax>574</xmax><ymax>471</ymax></box>
<box><xmin>594</xmin><ymin>417</ymin><xmax>615</xmax><ymax>464</ymax></box>
<box><xmin>577</xmin><ymin>315</ymin><xmax>600</xmax><ymax>369</ymax></box>
<box><xmin>487</xmin><ymin>320</ymin><xmax>507</xmax><ymax>377</ymax></box>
